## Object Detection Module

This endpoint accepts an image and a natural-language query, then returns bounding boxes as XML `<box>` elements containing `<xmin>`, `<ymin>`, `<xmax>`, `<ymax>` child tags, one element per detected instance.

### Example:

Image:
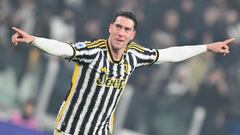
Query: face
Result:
<box><xmin>108</xmin><ymin>16</ymin><xmax>136</xmax><ymax>52</ymax></box>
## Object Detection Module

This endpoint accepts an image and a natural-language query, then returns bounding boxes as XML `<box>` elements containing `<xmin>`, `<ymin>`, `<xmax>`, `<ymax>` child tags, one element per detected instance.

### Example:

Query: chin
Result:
<box><xmin>112</xmin><ymin>43</ymin><xmax>125</xmax><ymax>50</ymax></box>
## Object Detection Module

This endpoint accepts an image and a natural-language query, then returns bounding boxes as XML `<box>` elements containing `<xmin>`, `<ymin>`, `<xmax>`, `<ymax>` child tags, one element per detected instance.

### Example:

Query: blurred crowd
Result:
<box><xmin>1</xmin><ymin>0</ymin><xmax>240</xmax><ymax>135</ymax></box>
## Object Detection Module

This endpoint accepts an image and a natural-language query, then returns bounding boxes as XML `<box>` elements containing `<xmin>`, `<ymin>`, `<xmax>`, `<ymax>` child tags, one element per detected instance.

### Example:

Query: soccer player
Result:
<box><xmin>11</xmin><ymin>10</ymin><xmax>235</xmax><ymax>135</ymax></box>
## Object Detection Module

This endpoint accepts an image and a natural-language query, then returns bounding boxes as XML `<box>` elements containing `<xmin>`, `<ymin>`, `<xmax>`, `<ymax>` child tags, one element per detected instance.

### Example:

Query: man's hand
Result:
<box><xmin>207</xmin><ymin>38</ymin><xmax>235</xmax><ymax>55</ymax></box>
<box><xmin>11</xmin><ymin>27</ymin><xmax>36</xmax><ymax>45</ymax></box>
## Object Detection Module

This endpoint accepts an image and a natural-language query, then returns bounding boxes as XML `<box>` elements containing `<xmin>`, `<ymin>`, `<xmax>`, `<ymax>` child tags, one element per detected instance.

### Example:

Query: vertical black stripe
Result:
<box><xmin>102</xmin><ymin>90</ymin><xmax>121</xmax><ymax>131</ymax></box>
<box><xmin>95</xmin><ymin>63</ymin><xmax>116</xmax><ymax>134</ymax></box>
<box><xmin>102</xmin><ymin>63</ymin><xmax>128</xmax><ymax>134</ymax></box>
<box><xmin>60</xmin><ymin>66</ymin><xmax>87</xmax><ymax>131</ymax></box>
<box><xmin>147</xmin><ymin>49</ymin><xmax>159</xmax><ymax>67</ymax></box>
<box><xmin>97</xmin><ymin>64</ymin><xmax>122</xmax><ymax>134</ymax></box>
<box><xmin>78</xmin><ymin>54</ymin><xmax>108</xmax><ymax>135</ymax></box>
<box><xmin>107</xmin><ymin>124</ymin><xmax>111</xmax><ymax>135</ymax></box>
<box><xmin>70</xmin><ymin>53</ymin><xmax>103</xmax><ymax>134</ymax></box>
<box><xmin>123</xmin><ymin>54</ymin><xmax>129</xmax><ymax>77</ymax></box>
<box><xmin>128</xmin><ymin>53</ymin><xmax>135</xmax><ymax>72</ymax></box>
<box><xmin>88</xmin><ymin>86</ymin><xmax>110</xmax><ymax>134</ymax></box>
<box><xmin>88</xmin><ymin>55</ymin><xmax>109</xmax><ymax>134</ymax></box>
<box><xmin>102</xmin><ymin>88</ymin><xmax>122</xmax><ymax>134</ymax></box>
<box><xmin>103</xmin><ymin>118</ymin><xmax>111</xmax><ymax>135</ymax></box>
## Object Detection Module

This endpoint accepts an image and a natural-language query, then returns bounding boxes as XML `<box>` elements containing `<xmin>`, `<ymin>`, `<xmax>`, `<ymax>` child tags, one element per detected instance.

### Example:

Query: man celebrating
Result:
<box><xmin>12</xmin><ymin>10</ymin><xmax>235</xmax><ymax>135</ymax></box>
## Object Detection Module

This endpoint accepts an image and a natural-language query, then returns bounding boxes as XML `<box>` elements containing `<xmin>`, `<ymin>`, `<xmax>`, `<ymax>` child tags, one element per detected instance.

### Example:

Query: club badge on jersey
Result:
<box><xmin>75</xmin><ymin>42</ymin><xmax>86</xmax><ymax>49</ymax></box>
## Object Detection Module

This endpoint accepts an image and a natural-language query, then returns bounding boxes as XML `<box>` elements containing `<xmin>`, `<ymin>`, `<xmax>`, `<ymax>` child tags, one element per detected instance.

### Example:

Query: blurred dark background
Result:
<box><xmin>1</xmin><ymin>0</ymin><xmax>240</xmax><ymax>135</ymax></box>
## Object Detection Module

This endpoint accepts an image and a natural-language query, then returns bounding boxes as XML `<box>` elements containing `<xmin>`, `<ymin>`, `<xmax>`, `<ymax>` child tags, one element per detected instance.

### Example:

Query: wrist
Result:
<box><xmin>206</xmin><ymin>44</ymin><xmax>212</xmax><ymax>52</ymax></box>
<box><xmin>28</xmin><ymin>36</ymin><xmax>36</xmax><ymax>45</ymax></box>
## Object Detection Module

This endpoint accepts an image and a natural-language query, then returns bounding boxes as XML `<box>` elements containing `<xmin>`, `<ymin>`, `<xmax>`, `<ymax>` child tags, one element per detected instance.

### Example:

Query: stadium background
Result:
<box><xmin>1</xmin><ymin>0</ymin><xmax>240</xmax><ymax>135</ymax></box>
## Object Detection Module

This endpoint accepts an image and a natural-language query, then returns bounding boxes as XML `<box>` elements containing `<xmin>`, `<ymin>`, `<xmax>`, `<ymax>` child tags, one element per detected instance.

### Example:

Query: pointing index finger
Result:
<box><xmin>12</xmin><ymin>27</ymin><xmax>25</xmax><ymax>34</ymax></box>
<box><xmin>224</xmin><ymin>38</ymin><xmax>236</xmax><ymax>45</ymax></box>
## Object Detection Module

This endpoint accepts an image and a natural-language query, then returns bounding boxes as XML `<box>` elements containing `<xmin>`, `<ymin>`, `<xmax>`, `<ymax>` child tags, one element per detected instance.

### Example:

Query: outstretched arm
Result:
<box><xmin>11</xmin><ymin>27</ymin><xmax>74</xmax><ymax>58</ymax></box>
<box><xmin>156</xmin><ymin>38</ymin><xmax>235</xmax><ymax>64</ymax></box>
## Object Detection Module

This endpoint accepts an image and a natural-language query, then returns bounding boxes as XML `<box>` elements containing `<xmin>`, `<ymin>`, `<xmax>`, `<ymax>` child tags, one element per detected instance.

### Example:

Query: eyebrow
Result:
<box><xmin>114</xmin><ymin>23</ymin><xmax>133</xmax><ymax>31</ymax></box>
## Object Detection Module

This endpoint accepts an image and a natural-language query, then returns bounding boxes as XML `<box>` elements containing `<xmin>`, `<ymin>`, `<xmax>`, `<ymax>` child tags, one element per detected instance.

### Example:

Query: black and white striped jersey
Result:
<box><xmin>55</xmin><ymin>39</ymin><xmax>159</xmax><ymax>135</ymax></box>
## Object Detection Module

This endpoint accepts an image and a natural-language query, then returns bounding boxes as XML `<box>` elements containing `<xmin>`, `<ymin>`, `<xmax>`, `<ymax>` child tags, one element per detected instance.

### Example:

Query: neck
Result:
<box><xmin>107</xmin><ymin>39</ymin><xmax>125</xmax><ymax>62</ymax></box>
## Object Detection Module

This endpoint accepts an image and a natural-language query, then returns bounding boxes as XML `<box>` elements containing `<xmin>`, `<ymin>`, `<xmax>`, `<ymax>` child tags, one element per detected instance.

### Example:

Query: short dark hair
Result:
<box><xmin>111</xmin><ymin>10</ymin><xmax>138</xmax><ymax>30</ymax></box>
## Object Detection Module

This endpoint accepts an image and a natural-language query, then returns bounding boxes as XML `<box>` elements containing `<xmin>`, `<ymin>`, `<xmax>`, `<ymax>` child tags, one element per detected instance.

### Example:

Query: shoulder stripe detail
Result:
<box><xmin>128</xmin><ymin>43</ymin><xmax>144</xmax><ymax>49</ymax></box>
<box><xmin>127</xmin><ymin>43</ymin><xmax>145</xmax><ymax>52</ymax></box>
<box><xmin>98</xmin><ymin>42</ymin><xmax>107</xmax><ymax>47</ymax></box>
<box><xmin>85</xmin><ymin>39</ymin><xmax>105</xmax><ymax>45</ymax></box>
<box><xmin>128</xmin><ymin>46</ymin><xmax>144</xmax><ymax>52</ymax></box>
<box><xmin>86</xmin><ymin>39</ymin><xmax>106</xmax><ymax>48</ymax></box>
<box><xmin>85</xmin><ymin>40</ymin><xmax>103</xmax><ymax>45</ymax></box>
<box><xmin>99</xmin><ymin>44</ymin><xmax>107</xmax><ymax>48</ymax></box>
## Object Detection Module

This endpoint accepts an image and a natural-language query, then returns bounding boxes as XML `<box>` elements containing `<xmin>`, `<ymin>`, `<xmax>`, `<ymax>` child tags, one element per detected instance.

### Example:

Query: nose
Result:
<box><xmin>117</xmin><ymin>28</ymin><xmax>125</xmax><ymax>37</ymax></box>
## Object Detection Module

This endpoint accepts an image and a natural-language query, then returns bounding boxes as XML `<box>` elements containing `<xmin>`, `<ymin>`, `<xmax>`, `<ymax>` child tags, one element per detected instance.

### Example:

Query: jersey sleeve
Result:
<box><xmin>68</xmin><ymin>39</ymin><xmax>105</xmax><ymax>65</ymax></box>
<box><xmin>127</xmin><ymin>42</ymin><xmax>159</xmax><ymax>68</ymax></box>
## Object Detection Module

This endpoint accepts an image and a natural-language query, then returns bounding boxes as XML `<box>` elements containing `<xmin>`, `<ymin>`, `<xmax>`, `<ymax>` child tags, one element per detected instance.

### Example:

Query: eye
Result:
<box><xmin>115</xmin><ymin>24</ymin><xmax>122</xmax><ymax>29</ymax></box>
<box><xmin>125</xmin><ymin>27</ymin><xmax>131</xmax><ymax>32</ymax></box>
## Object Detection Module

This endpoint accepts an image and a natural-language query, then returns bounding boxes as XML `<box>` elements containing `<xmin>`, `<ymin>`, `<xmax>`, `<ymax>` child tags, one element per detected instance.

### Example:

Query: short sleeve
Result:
<box><xmin>127</xmin><ymin>42</ymin><xmax>159</xmax><ymax>68</ymax></box>
<box><xmin>68</xmin><ymin>39</ymin><xmax>106</xmax><ymax>65</ymax></box>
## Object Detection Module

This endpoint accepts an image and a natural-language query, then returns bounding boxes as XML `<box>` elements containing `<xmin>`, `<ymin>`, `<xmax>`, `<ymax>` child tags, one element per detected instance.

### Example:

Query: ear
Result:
<box><xmin>109</xmin><ymin>24</ymin><xmax>113</xmax><ymax>34</ymax></box>
<box><xmin>130</xmin><ymin>30</ymin><xmax>136</xmax><ymax>40</ymax></box>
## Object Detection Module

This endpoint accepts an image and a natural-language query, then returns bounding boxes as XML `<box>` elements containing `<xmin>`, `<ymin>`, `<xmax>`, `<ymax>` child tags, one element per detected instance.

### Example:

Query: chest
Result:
<box><xmin>88</xmin><ymin>51</ymin><xmax>134</xmax><ymax>78</ymax></box>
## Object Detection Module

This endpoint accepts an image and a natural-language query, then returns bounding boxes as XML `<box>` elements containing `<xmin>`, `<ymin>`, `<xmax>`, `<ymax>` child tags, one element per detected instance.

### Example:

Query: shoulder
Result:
<box><xmin>73</xmin><ymin>39</ymin><xmax>107</xmax><ymax>50</ymax></box>
<box><xmin>126</xmin><ymin>42</ymin><xmax>145</xmax><ymax>53</ymax></box>
<box><xmin>126</xmin><ymin>42</ymin><xmax>158</xmax><ymax>58</ymax></box>
<box><xmin>84</xmin><ymin>39</ymin><xmax>107</xmax><ymax>49</ymax></box>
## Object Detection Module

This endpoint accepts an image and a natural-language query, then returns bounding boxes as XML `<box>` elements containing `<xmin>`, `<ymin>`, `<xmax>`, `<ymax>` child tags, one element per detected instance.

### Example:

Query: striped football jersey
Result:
<box><xmin>54</xmin><ymin>39</ymin><xmax>159</xmax><ymax>135</ymax></box>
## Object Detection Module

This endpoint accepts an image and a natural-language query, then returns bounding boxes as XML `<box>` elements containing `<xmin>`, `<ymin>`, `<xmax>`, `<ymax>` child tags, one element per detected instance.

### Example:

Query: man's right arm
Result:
<box><xmin>32</xmin><ymin>37</ymin><xmax>74</xmax><ymax>58</ymax></box>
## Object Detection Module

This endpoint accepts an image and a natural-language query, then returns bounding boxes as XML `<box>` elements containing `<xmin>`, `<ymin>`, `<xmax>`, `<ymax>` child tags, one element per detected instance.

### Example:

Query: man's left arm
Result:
<box><xmin>155</xmin><ymin>38</ymin><xmax>235</xmax><ymax>64</ymax></box>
